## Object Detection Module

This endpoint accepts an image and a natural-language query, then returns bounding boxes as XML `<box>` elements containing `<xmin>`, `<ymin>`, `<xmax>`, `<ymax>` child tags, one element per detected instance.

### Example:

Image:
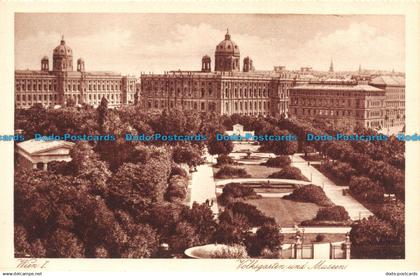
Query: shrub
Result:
<box><xmin>264</xmin><ymin>156</ymin><xmax>291</xmax><ymax>168</ymax></box>
<box><xmin>283</xmin><ymin>184</ymin><xmax>333</xmax><ymax>206</ymax></box>
<box><xmin>315</xmin><ymin>234</ymin><xmax>325</xmax><ymax>242</ymax></box>
<box><xmin>377</xmin><ymin>202</ymin><xmax>405</xmax><ymax>243</ymax></box>
<box><xmin>246</xmin><ymin>224</ymin><xmax>284</xmax><ymax>257</ymax></box>
<box><xmin>170</xmin><ymin>164</ymin><xmax>188</xmax><ymax>178</ymax></box>
<box><xmin>320</xmin><ymin>161</ymin><xmax>356</xmax><ymax>184</ymax></box>
<box><xmin>166</xmin><ymin>175</ymin><xmax>189</xmax><ymax>202</ymax></box>
<box><xmin>349</xmin><ymin>176</ymin><xmax>384</xmax><ymax>203</ymax></box>
<box><xmin>219</xmin><ymin>183</ymin><xmax>259</xmax><ymax>205</ymax></box>
<box><xmin>315</xmin><ymin>206</ymin><xmax>350</xmax><ymax>221</ymax></box>
<box><xmin>216</xmin><ymin>154</ymin><xmax>234</xmax><ymax>167</ymax></box>
<box><xmin>225</xmin><ymin>201</ymin><xmax>276</xmax><ymax>227</ymax></box>
<box><xmin>214</xmin><ymin>166</ymin><xmax>251</xmax><ymax>179</ymax></box>
<box><xmin>47</xmin><ymin>161</ymin><xmax>74</xmax><ymax>175</ymax></box>
<box><xmin>268</xmin><ymin>166</ymin><xmax>309</xmax><ymax>181</ymax></box>
<box><xmin>211</xmin><ymin>245</ymin><xmax>249</xmax><ymax>259</ymax></box>
<box><xmin>350</xmin><ymin>217</ymin><xmax>398</xmax><ymax>247</ymax></box>
<box><xmin>172</xmin><ymin>144</ymin><xmax>203</xmax><ymax>167</ymax></box>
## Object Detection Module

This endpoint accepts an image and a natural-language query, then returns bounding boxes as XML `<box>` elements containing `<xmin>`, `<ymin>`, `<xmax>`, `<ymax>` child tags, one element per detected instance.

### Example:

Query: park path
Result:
<box><xmin>189</xmin><ymin>153</ymin><xmax>219</xmax><ymax>216</ymax></box>
<box><xmin>291</xmin><ymin>154</ymin><xmax>373</xmax><ymax>220</ymax></box>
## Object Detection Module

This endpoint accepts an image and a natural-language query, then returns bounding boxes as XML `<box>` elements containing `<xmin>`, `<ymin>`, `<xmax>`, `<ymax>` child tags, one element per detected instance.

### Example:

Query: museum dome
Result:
<box><xmin>53</xmin><ymin>36</ymin><xmax>73</xmax><ymax>56</ymax></box>
<box><xmin>215</xmin><ymin>29</ymin><xmax>240</xmax><ymax>56</ymax></box>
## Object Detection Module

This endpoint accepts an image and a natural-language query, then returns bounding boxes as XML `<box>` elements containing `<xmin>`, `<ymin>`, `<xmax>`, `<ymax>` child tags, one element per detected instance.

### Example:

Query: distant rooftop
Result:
<box><xmin>291</xmin><ymin>83</ymin><xmax>384</xmax><ymax>92</ymax></box>
<box><xmin>370</xmin><ymin>75</ymin><xmax>405</xmax><ymax>86</ymax></box>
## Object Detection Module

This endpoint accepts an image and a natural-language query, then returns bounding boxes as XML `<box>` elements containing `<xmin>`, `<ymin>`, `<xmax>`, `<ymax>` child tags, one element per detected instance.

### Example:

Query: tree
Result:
<box><xmin>247</xmin><ymin>224</ymin><xmax>283</xmax><ymax>257</ymax></box>
<box><xmin>95</xmin><ymin>112</ymin><xmax>139</xmax><ymax>171</ymax></box>
<box><xmin>214</xmin><ymin>210</ymin><xmax>250</xmax><ymax>245</ymax></box>
<box><xmin>66</xmin><ymin>98</ymin><xmax>76</xmax><ymax>107</ymax></box>
<box><xmin>168</xmin><ymin>222</ymin><xmax>200</xmax><ymax>254</ymax></box>
<box><xmin>181</xmin><ymin>202</ymin><xmax>217</xmax><ymax>244</ymax></box>
<box><xmin>259</xmin><ymin>128</ymin><xmax>298</xmax><ymax>155</ymax></box>
<box><xmin>166</xmin><ymin>175</ymin><xmax>189</xmax><ymax>202</ymax></box>
<box><xmin>349</xmin><ymin>176</ymin><xmax>384</xmax><ymax>203</ymax></box>
<box><xmin>70</xmin><ymin>141</ymin><xmax>111</xmax><ymax>194</ymax></box>
<box><xmin>47</xmin><ymin>160</ymin><xmax>74</xmax><ymax>175</ymax></box>
<box><xmin>120</xmin><ymin>224</ymin><xmax>159</xmax><ymax>258</ymax></box>
<box><xmin>207</xmin><ymin>135</ymin><xmax>234</xmax><ymax>155</ymax></box>
<box><xmin>377</xmin><ymin>202</ymin><xmax>405</xmax><ymax>243</ymax></box>
<box><xmin>97</xmin><ymin>96</ymin><xmax>108</xmax><ymax>128</ymax></box>
<box><xmin>47</xmin><ymin>229</ymin><xmax>85</xmax><ymax>258</ymax></box>
<box><xmin>146</xmin><ymin>202</ymin><xmax>185</xmax><ymax>241</ymax></box>
<box><xmin>172</xmin><ymin>144</ymin><xmax>203</xmax><ymax>167</ymax></box>
<box><xmin>350</xmin><ymin>216</ymin><xmax>403</xmax><ymax>259</ymax></box>
<box><xmin>108</xmin><ymin>158</ymin><xmax>170</xmax><ymax>213</ymax></box>
<box><xmin>14</xmin><ymin>224</ymin><xmax>47</xmax><ymax>258</ymax></box>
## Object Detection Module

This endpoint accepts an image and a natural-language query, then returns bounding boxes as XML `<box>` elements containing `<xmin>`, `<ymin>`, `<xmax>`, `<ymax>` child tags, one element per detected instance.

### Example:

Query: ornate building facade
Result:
<box><xmin>15</xmin><ymin>37</ymin><xmax>137</xmax><ymax>109</ymax></box>
<box><xmin>141</xmin><ymin>31</ymin><xmax>293</xmax><ymax>117</ymax></box>
<box><xmin>289</xmin><ymin>81</ymin><xmax>386</xmax><ymax>129</ymax></box>
<box><xmin>369</xmin><ymin>76</ymin><xmax>405</xmax><ymax>129</ymax></box>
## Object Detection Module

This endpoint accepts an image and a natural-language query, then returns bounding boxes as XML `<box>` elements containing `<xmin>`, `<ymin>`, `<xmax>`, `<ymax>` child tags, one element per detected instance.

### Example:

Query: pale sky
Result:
<box><xmin>15</xmin><ymin>13</ymin><xmax>405</xmax><ymax>75</ymax></box>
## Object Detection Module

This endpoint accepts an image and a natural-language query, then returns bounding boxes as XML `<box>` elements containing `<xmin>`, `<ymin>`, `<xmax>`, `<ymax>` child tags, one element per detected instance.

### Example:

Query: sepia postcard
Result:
<box><xmin>0</xmin><ymin>0</ymin><xmax>419</xmax><ymax>274</ymax></box>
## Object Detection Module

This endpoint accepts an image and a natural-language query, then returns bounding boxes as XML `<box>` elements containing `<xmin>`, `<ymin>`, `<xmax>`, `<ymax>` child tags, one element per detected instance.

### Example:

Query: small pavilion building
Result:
<box><xmin>16</xmin><ymin>139</ymin><xmax>75</xmax><ymax>171</ymax></box>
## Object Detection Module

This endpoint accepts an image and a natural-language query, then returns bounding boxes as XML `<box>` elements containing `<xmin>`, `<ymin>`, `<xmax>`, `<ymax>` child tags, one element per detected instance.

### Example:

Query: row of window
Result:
<box><xmin>147</xmin><ymin>100</ymin><xmax>216</xmax><ymax>111</ymax></box>
<box><xmin>15</xmin><ymin>79</ymin><xmax>131</xmax><ymax>93</ymax></box>
<box><xmin>143</xmin><ymin>79</ymin><xmax>217</xmax><ymax>87</ymax></box>
<box><xmin>224</xmin><ymin>88</ymin><xmax>268</xmax><ymax>98</ymax></box>
<box><xmin>226</xmin><ymin>101</ymin><xmax>270</xmax><ymax>112</ymax></box>
<box><xmin>143</xmin><ymin>79</ymin><xmax>270</xmax><ymax>89</ymax></box>
<box><xmin>293</xmin><ymin>91</ymin><xmax>368</xmax><ymax>97</ymax></box>
<box><xmin>386</xmin><ymin>102</ymin><xmax>405</xmax><ymax>107</ymax></box>
<box><xmin>228</xmin><ymin>111</ymin><xmax>270</xmax><ymax>116</ymax></box>
<box><xmin>292</xmin><ymin>98</ymin><xmax>359</xmax><ymax>107</ymax></box>
<box><xmin>16</xmin><ymin>93</ymin><xmax>122</xmax><ymax>102</ymax></box>
<box><xmin>296</xmin><ymin>108</ymin><xmax>358</xmax><ymax>117</ymax></box>
<box><xmin>368</xmin><ymin>111</ymin><xmax>382</xmax><ymax>118</ymax></box>
<box><xmin>367</xmin><ymin>120</ymin><xmax>382</xmax><ymax>128</ymax></box>
<box><xmin>147</xmin><ymin>88</ymin><xmax>214</xmax><ymax>99</ymax></box>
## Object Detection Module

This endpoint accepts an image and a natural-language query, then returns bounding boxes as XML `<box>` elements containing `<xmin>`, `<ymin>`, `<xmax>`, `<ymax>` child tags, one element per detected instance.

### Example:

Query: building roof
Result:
<box><xmin>53</xmin><ymin>37</ymin><xmax>73</xmax><ymax>57</ymax></box>
<box><xmin>15</xmin><ymin>70</ymin><xmax>53</xmax><ymax>76</ymax></box>
<box><xmin>370</xmin><ymin>75</ymin><xmax>405</xmax><ymax>86</ymax></box>
<box><xmin>15</xmin><ymin>70</ymin><xmax>123</xmax><ymax>77</ymax></box>
<box><xmin>215</xmin><ymin>30</ymin><xmax>240</xmax><ymax>56</ymax></box>
<box><xmin>291</xmin><ymin>83</ymin><xmax>384</xmax><ymax>92</ymax></box>
<box><xmin>17</xmin><ymin>139</ymin><xmax>74</xmax><ymax>155</ymax></box>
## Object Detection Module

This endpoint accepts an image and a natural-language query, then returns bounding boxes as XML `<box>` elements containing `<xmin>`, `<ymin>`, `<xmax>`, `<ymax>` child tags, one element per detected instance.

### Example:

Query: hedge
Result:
<box><xmin>214</xmin><ymin>166</ymin><xmax>251</xmax><ymax>179</ymax></box>
<box><xmin>283</xmin><ymin>184</ymin><xmax>333</xmax><ymax>206</ymax></box>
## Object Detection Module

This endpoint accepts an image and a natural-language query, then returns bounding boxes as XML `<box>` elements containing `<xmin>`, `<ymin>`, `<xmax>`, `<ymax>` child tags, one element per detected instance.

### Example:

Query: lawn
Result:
<box><xmin>213</xmin><ymin>164</ymin><xmax>279</xmax><ymax>178</ymax></box>
<box><xmin>244</xmin><ymin>197</ymin><xmax>320</xmax><ymax>227</ymax></box>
